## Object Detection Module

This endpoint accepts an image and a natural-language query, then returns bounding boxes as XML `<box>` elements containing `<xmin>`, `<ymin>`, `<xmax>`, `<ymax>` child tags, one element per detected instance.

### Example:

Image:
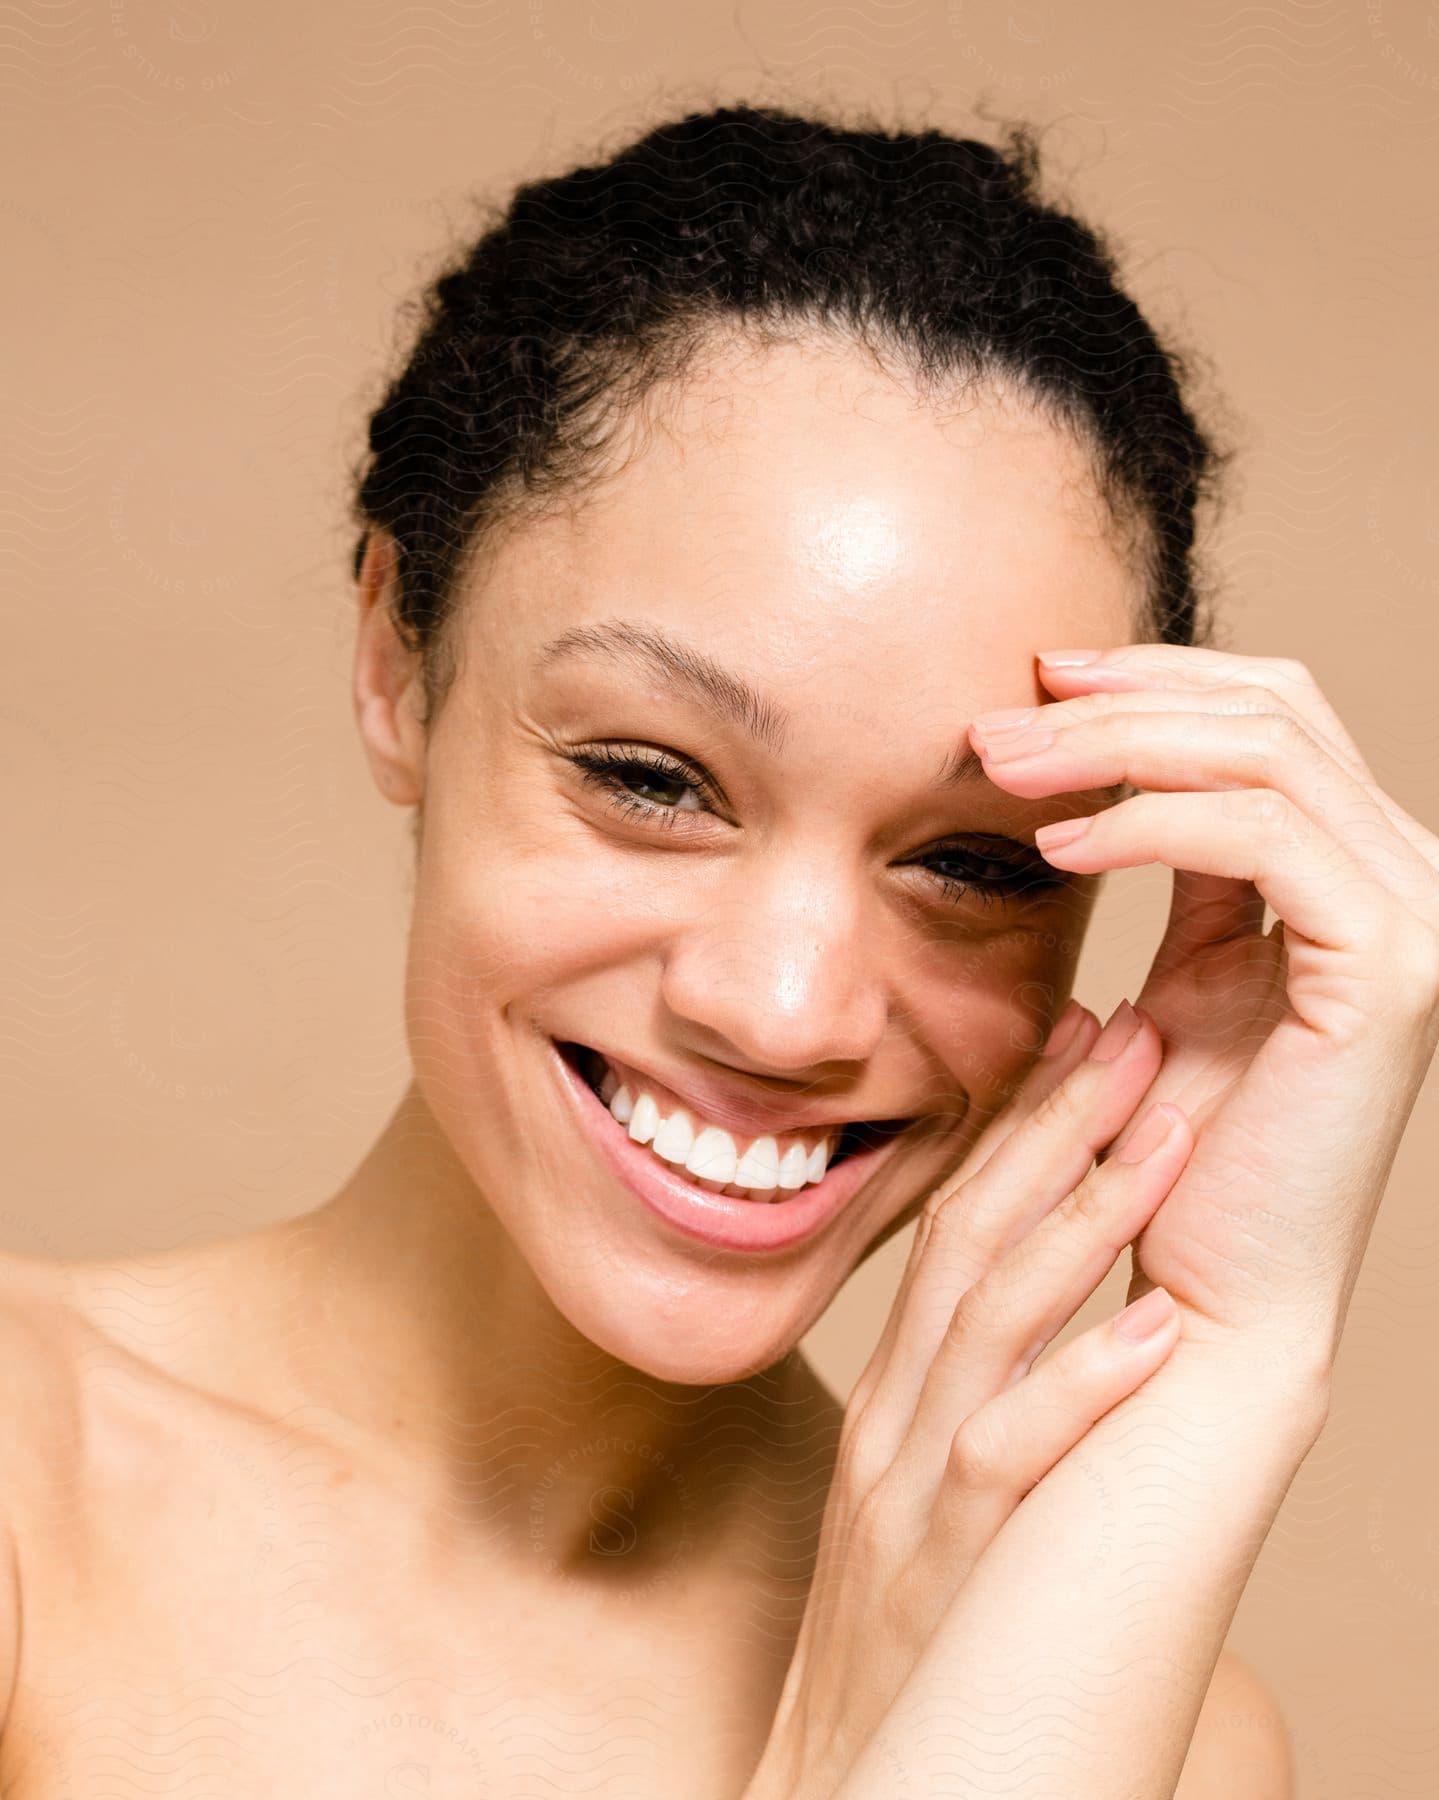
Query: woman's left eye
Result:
<box><xmin>919</xmin><ymin>842</ymin><xmax>1066</xmax><ymax>908</ymax></box>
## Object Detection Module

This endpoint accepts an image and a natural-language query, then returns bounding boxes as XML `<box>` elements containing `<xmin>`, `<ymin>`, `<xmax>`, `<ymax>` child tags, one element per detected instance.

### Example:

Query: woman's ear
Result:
<box><xmin>353</xmin><ymin>528</ymin><xmax>427</xmax><ymax>807</ymax></box>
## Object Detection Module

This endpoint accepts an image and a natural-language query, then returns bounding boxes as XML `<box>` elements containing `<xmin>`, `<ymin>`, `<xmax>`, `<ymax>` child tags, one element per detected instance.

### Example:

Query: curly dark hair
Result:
<box><xmin>350</xmin><ymin>101</ymin><xmax>1228</xmax><ymax>726</ymax></box>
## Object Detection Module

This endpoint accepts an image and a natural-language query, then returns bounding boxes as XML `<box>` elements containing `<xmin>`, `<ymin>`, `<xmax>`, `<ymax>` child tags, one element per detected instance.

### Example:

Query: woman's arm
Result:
<box><xmin>742</xmin><ymin>1002</ymin><xmax>1203</xmax><ymax>1800</ymax></box>
<box><xmin>832</xmin><ymin>1337</ymin><xmax>1324</xmax><ymax>1797</ymax></box>
<box><xmin>831</xmin><ymin>639</ymin><xmax>1439</xmax><ymax>1797</ymax></box>
<box><xmin>751</xmin><ymin>645</ymin><xmax>1431</xmax><ymax>1799</ymax></box>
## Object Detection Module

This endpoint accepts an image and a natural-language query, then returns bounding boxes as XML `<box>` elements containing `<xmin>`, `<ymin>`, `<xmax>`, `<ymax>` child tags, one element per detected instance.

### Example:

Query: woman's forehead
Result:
<box><xmin>469</xmin><ymin>341</ymin><xmax>1143</xmax><ymax>677</ymax></box>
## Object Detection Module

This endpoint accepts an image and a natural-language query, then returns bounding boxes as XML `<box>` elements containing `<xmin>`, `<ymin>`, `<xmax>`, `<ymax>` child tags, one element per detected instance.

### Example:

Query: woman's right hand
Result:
<box><xmin>745</xmin><ymin>998</ymin><xmax>1196</xmax><ymax>1800</ymax></box>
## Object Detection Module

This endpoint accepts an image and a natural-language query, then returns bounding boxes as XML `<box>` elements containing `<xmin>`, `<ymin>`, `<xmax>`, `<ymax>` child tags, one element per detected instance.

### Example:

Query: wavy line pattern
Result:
<box><xmin>2</xmin><ymin>1</ymin><xmax>1437</xmax><ymax>1795</ymax></box>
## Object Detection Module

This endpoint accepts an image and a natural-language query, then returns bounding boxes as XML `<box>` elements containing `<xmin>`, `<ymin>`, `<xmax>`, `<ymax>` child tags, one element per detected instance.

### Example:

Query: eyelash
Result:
<box><xmin>565</xmin><ymin>746</ymin><xmax>1065</xmax><ymax>909</ymax></box>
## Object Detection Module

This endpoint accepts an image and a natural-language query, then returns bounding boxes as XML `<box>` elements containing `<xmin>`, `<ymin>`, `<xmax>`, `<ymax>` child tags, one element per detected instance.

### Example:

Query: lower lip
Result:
<box><xmin>549</xmin><ymin>1038</ymin><xmax>907</xmax><ymax>1254</ymax></box>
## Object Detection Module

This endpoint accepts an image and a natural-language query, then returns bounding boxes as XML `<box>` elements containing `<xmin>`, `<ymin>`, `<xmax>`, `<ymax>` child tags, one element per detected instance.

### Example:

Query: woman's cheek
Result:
<box><xmin>908</xmin><ymin>923</ymin><xmax>1085</xmax><ymax>1119</ymax></box>
<box><xmin>406</xmin><ymin>825</ymin><xmax>664</xmax><ymax>1047</ymax></box>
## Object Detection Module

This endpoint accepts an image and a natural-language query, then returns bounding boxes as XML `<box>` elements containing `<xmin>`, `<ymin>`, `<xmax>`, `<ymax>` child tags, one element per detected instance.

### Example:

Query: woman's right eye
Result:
<box><xmin>565</xmin><ymin>746</ymin><xmax>718</xmax><ymax>830</ymax></box>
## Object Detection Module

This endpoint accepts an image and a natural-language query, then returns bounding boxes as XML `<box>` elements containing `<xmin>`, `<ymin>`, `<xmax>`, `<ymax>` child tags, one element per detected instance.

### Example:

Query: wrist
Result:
<box><xmin>1138</xmin><ymin>1326</ymin><xmax>1331</xmax><ymax>1462</ymax></box>
<box><xmin>742</xmin><ymin>1747</ymin><xmax>816</xmax><ymax>1800</ymax></box>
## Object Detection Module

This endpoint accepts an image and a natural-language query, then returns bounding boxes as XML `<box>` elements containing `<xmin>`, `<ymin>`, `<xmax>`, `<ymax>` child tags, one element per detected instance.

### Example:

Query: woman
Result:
<box><xmin>1</xmin><ymin>101</ymin><xmax>1434</xmax><ymax>1798</ymax></box>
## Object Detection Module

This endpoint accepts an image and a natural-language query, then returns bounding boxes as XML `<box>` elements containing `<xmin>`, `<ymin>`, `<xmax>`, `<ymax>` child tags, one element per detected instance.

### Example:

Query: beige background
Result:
<box><xmin>3</xmin><ymin>1</ymin><xmax>1436</xmax><ymax>1791</ymax></box>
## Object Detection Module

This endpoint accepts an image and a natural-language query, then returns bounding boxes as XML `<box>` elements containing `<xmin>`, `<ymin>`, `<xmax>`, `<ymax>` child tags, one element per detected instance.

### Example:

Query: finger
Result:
<box><xmin>1034</xmin><ymin>647</ymin><xmax>1376</xmax><ymax>785</ymax></box>
<box><xmin>982</xmin><ymin>703</ymin><xmax>1274</xmax><ymax>967</ymax></box>
<box><xmin>899</xmin><ymin>1099</ymin><xmax>1192</xmax><ymax>1506</ymax></box>
<box><xmin>979</xmin><ymin>676</ymin><xmax>1434</xmax><ymax>953</ymax></box>
<box><xmin>846</xmin><ymin>1000</ymin><xmax>1098</xmax><ymax>1425</ymax></box>
<box><xmin>947</xmin><ymin>998</ymin><xmax>1099</xmax><ymax>1187</ymax></box>
<box><xmin>914</xmin><ymin>1283</ymin><xmax>1181</xmax><ymax>1602</ymax></box>
<box><xmin>848</xmin><ymin>1004</ymin><xmax>1162</xmax><ymax>1478</ymax></box>
<box><xmin>974</xmin><ymin>706</ymin><xmax>1437</xmax><ymax>910</ymax></box>
<box><xmin>1031</xmin><ymin>787</ymin><xmax>1406</xmax><ymax>968</ymax></box>
<box><xmin>1033</xmin><ymin>648</ymin><xmax>1439</xmax><ymax>875</ymax></box>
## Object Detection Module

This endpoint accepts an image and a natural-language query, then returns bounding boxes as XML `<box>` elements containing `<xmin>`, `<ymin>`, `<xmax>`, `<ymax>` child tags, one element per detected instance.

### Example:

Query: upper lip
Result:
<box><xmin>567</xmin><ymin>1040</ymin><xmax>912</xmax><ymax>1144</ymax></box>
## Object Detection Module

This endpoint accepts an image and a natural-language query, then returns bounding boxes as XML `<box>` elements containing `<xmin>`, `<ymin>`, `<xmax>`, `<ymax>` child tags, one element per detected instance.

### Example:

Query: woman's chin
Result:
<box><xmin>606</xmin><ymin>1337</ymin><xmax>805</xmax><ymax>1386</ymax></box>
<box><xmin>550</xmin><ymin>1275</ymin><xmax>814</xmax><ymax>1386</ymax></box>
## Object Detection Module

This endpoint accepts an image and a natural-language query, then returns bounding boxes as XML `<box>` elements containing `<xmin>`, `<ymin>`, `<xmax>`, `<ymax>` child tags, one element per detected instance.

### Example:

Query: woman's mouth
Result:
<box><xmin>550</xmin><ymin>1037</ymin><xmax>916</xmax><ymax>1254</ymax></box>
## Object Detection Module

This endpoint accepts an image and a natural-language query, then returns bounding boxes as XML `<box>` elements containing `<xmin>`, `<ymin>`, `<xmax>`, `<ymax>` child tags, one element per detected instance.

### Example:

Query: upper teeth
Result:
<box><xmin>595</xmin><ymin>1059</ymin><xmax>836</xmax><ymax>1201</ymax></box>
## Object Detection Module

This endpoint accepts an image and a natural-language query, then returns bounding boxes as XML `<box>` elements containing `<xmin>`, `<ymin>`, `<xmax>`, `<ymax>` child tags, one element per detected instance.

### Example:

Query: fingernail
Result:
<box><xmin>1113</xmin><ymin>1101</ymin><xmax>1180</xmax><ymax>1164</ymax></box>
<box><xmin>1039</xmin><ymin>999</ymin><xmax>1085</xmax><ymax>1058</ymax></box>
<box><xmin>1034</xmin><ymin>816</ymin><xmax>1092</xmax><ymax>852</ymax></box>
<box><xmin>1112</xmin><ymin>1285</ymin><xmax>1176</xmax><ymax>1343</ymax></box>
<box><xmin>1037</xmin><ymin>649</ymin><xmax>1102</xmax><ymax>668</ymax></box>
<box><xmin>1087</xmin><ymin>999</ymin><xmax>1139</xmax><ymax>1062</ymax></box>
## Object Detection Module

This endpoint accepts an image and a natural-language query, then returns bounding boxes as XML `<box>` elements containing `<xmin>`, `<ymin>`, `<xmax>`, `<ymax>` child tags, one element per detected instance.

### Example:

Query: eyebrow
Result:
<box><xmin>538</xmin><ymin>618</ymin><xmax>790</xmax><ymax>756</ymax></box>
<box><xmin>536</xmin><ymin>618</ymin><xmax>1131</xmax><ymax>805</ymax></box>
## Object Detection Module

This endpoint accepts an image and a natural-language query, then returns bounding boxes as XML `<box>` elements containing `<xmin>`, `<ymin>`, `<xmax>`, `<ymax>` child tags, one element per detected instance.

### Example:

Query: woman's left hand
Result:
<box><xmin>968</xmin><ymin>645</ymin><xmax>1439</xmax><ymax>1376</ymax></box>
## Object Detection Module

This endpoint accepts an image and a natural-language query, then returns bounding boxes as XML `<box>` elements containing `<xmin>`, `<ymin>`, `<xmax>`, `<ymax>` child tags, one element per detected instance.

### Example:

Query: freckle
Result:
<box><xmin>330</xmin><ymin>1467</ymin><xmax>353</xmax><ymax>1488</ymax></box>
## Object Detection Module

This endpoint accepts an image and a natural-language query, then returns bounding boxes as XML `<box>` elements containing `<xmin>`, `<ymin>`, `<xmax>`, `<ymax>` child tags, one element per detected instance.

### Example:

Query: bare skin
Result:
<box><xmin>0</xmin><ymin>335</ymin><xmax>1292</xmax><ymax>1796</ymax></box>
<box><xmin>0</xmin><ymin>1244</ymin><xmax>1283</xmax><ymax>1798</ymax></box>
<box><xmin>0</xmin><ymin>1233</ymin><xmax>840</xmax><ymax>1797</ymax></box>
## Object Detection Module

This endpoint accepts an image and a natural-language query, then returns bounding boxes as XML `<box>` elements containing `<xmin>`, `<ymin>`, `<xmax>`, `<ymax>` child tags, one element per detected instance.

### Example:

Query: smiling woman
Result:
<box><xmin>5</xmin><ymin>98</ymin><xmax>1433</xmax><ymax>1800</ymax></box>
<box><xmin>353</xmin><ymin>333</ymin><xmax>1157</xmax><ymax>1364</ymax></box>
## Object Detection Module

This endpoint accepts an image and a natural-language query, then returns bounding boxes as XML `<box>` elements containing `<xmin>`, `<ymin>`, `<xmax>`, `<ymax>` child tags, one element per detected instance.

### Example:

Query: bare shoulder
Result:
<box><xmin>1176</xmin><ymin>1647</ymin><xmax>1294</xmax><ymax>1800</ymax></box>
<box><xmin>0</xmin><ymin>1249</ymin><xmax>88</xmax><ymax>1459</ymax></box>
<box><xmin>0</xmin><ymin>1243</ymin><xmax>184</xmax><ymax>1530</ymax></box>
<box><xmin>0</xmin><ymin>1250</ymin><xmax>91</xmax><ymax>1730</ymax></box>
<box><xmin>0</xmin><ymin>1239</ymin><xmax>256</xmax><ymax>1726</ymax></box>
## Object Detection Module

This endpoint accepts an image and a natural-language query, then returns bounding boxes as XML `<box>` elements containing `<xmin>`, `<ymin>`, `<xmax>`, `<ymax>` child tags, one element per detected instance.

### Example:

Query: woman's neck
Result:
<box><xmin>245</xmin><ymin>1080</ymin><xmax>840</xmax><ymax>1595</ymax></box>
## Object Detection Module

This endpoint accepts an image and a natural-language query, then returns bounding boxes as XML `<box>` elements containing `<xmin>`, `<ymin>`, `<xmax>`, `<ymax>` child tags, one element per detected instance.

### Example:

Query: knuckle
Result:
<box><xmin>941</xmin><ymin>1258</ymin><xmax>1027</xmax><ymax>1350</ymax></box>
<box><xmin>850</xmin><ymin>1476</ymin><xmax>902</xmax><ymax>1559</ymax></box>
<box><xmin>846</xmin><ymin>1367</ymin><xmax>878</xmax><ymax>1420</ymax></box>
<box><xmin>941</xmin><ymin>1283</ymin><xmax>984</xmax><ymax>1351</ymax></box>
<box><xmin>1062</xmin><ymin>1170</ymin><xmax>1115</xmax><ymax>1232</ymax></box>
<box><xmin>1221</xmin><ymin>683</ymin><xmax>1281</xmax><ymax>718</ymax></box>
<box><xmin>1390</xmin><ymin>923</ymin><xmax>1439</xmax><ymax>1013</ymax></box>
<box><xmin>946</xmin><ymin>1411</ymin><xmax>1015</xmax><ymax>1491</ymax></box>
<box><xmin>1016</xmin><ymin>1360</ymin><xmax>1094</xmax><ymax>1443</ymax></box>
<box><xmin>923</xmin><ymin>1193</ymin><xmax>994</xmax><ymax>1283</ymax></box>
<box><xmin>834</xmin><ymin>1418</ymin><xmax>888</xmax><ymax>1505</ymax></box>
<box><xmin>921</xmin><ymin>1165</ymin><xmax>964</xmax><ymax>1219</ymax></box>
<box><xmin>1243</xmin><ymin>786</ymin><xmax>1296</xmax><ymax>833</ymax></box>
<box><xmin>923</xmin><ymin>1183</ymin><xmax>970</xmax><ymax>1240</ymax></box>
<box><xmin>939</xmin><ymin>1163</ymin><xmax>1028</xmax><ymax>1254</ymax></box>
<box><xmin>1269</xmin><ymin>656</ymin><xmax>1314</xmax><ymax>694</ymax></box>
<box><xmin>1032</xmin><ymin>1063</ymin><xmax>1096</xmax><ymax>1135</ymax></box>
<box><xmin>1409</xmin><ymin>919</ymin><xmax>1439</xmax><ymax>980</ymax></box>
<box><xmin>1256</xmin><ymin>709</ymin><xmax>1312</xmax><ymax>757</ymax></box>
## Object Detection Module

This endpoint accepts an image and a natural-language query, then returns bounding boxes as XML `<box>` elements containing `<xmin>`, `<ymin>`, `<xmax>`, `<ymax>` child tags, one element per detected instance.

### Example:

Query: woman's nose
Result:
<box><xmin>657</xmin><ymin>865</ymin><xmax>889</xmax><ymax>1075</ymax></box>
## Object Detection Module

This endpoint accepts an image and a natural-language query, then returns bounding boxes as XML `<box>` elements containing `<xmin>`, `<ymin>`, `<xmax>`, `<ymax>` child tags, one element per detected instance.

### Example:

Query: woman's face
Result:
<box><xmin>360</xmin><ymin>334</ymin><xmax>1145</xmax><ymax>1383</ymax></box>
